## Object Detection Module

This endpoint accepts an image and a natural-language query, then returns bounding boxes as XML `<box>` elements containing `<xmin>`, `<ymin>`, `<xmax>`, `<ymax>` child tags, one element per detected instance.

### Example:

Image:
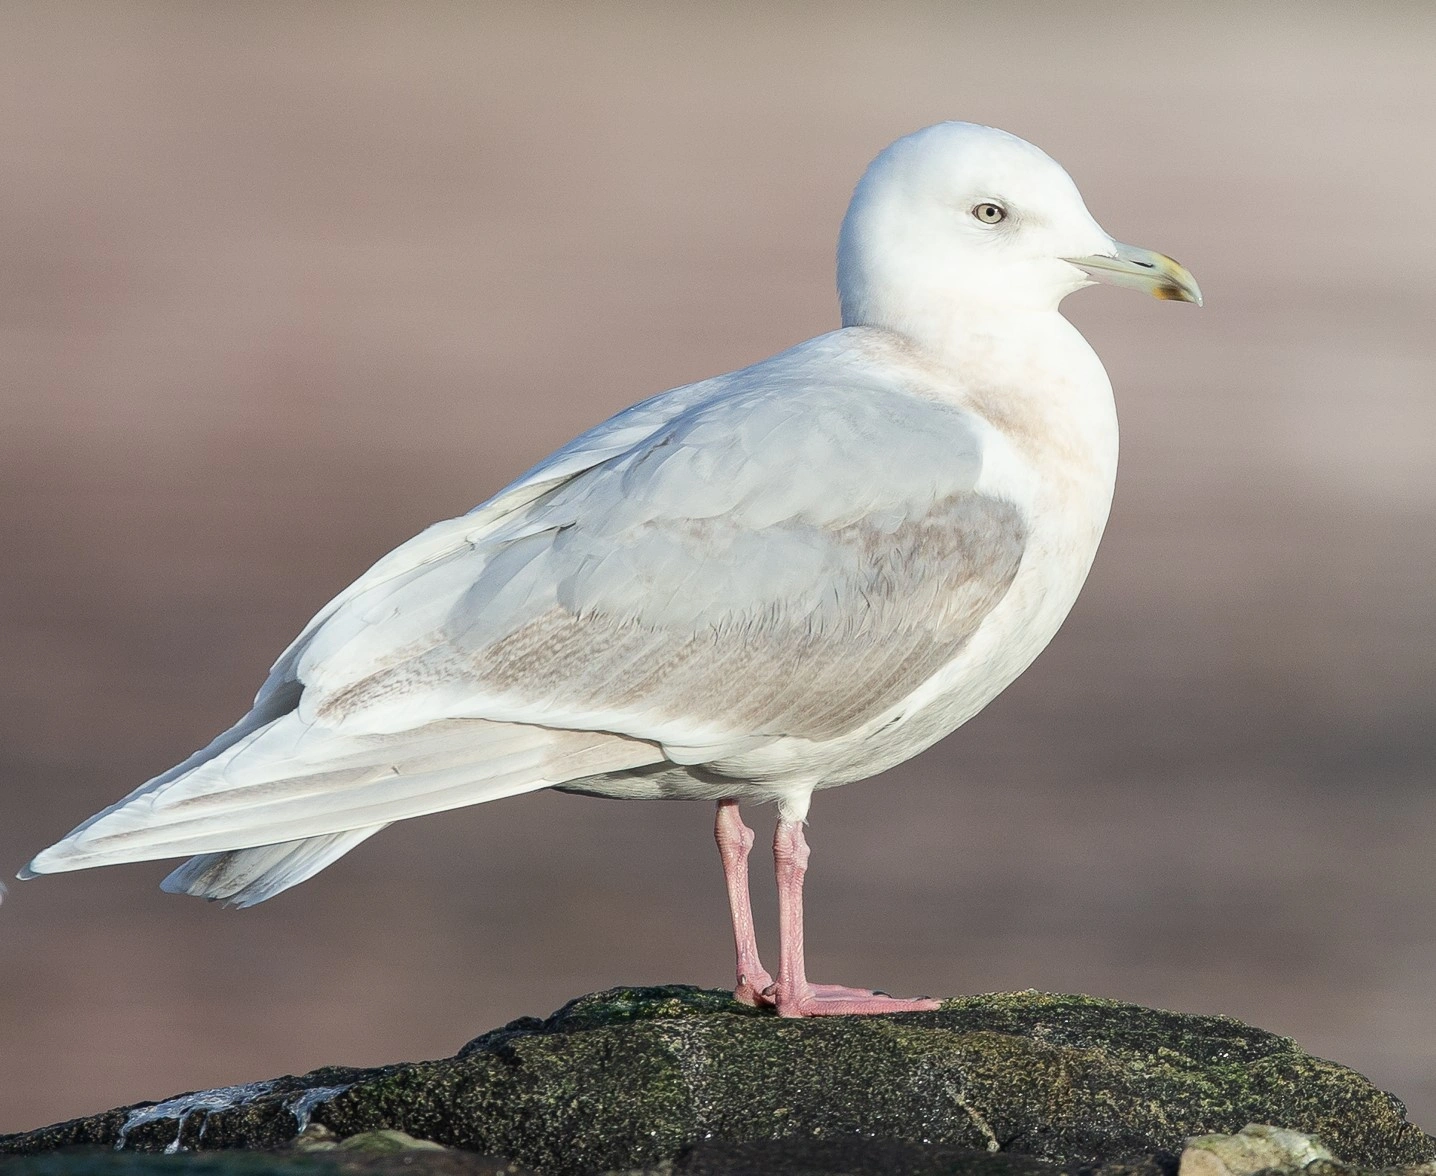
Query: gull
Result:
<box><xmin>21</xmin><ymin>122</ymin><xmax>1200</xmax><ymax>1017</ymax></box>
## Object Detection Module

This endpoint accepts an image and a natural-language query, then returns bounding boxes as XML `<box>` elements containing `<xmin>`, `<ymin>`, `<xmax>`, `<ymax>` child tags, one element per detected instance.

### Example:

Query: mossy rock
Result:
<box><xmin>1</xmin><ymin>986</ymin><xmax>1430</xmax><ymax>1176</ymax></box>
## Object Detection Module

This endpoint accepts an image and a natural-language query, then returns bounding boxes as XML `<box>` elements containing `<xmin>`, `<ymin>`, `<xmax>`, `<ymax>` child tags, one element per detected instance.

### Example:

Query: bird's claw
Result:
<box><xmin>733</xmin><ymin>970</ymin><xmax>777</xmax><ymax>1007</ymax></box>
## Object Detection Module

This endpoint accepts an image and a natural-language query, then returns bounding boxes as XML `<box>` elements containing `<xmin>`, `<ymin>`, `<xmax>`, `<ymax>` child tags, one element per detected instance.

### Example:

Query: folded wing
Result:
<box><xmin>24</xmin><ymin>332</ymin><xmax>1029</xmax><ymax>894</ymax></box>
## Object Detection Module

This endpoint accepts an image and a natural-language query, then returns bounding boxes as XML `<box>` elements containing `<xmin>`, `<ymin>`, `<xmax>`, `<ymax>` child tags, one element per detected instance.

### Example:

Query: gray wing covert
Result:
<box><xmin>309</xmin><ymin>378</ymin><xmax>1029</xmax><ymax>749</ymax></box>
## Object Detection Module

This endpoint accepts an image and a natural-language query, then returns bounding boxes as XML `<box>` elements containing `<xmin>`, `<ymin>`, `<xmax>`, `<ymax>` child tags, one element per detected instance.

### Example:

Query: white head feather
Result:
<box><xmin>837</xmin><ymin>122</ymin><xmax>1117</xmax><ymax>333</ymax></box>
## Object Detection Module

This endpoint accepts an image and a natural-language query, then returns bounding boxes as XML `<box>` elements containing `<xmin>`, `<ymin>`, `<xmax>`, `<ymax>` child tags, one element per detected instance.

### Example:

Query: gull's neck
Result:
<box><xmin>846</xmin><ymin>295</ymin><xmax>1119</xmax><ymax>500</ymax></box>
<box><xmin>849</xmin><ymin>294</ymin><xmax>1104</xmax><ymax>398</ymax></box>
<box><xmin>849</xmin><ymin>299</ymin><xmax>1050</xmax><ymax>361</ymax></box>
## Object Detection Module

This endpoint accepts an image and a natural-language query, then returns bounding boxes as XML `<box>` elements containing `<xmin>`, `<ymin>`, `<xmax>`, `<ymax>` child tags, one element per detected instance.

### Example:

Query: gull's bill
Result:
<box><xmin>1066</xmin><ymin>241</ymin><xmax>1202</xmax><ymax>306</ymax></box>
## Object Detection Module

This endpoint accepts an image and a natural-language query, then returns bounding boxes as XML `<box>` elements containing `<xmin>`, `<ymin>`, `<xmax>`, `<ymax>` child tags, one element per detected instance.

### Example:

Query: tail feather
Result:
<box><xmin>160</xmin><ymin>826</ymin><xmax>387</xmax><ymax>907</ymax></box>
<box><xmin>25</xmin><ymin>712</ymin><xmax>661</xmax><ymax>878</ymax></box>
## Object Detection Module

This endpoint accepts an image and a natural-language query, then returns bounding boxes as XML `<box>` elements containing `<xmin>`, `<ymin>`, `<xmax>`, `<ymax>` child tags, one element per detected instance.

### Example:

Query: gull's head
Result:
<box><xmin>837</xmin><ymin>122</ymin><xmax>1200</xmax><ymax>331</ymax></box>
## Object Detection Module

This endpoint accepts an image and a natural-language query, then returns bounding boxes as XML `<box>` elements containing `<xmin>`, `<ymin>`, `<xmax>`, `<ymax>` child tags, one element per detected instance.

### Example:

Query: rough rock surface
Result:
<box><xmin>1</xmin><ymin>986</ymin><xmax>1430</xmax><ymax>1176</ymax></box>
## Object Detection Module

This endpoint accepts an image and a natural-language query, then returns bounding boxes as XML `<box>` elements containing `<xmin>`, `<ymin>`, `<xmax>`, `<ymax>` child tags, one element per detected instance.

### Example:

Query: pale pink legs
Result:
<box><xmin>714</xmin><ymin>800</ymin><xmax>940</xmax><ymax>1017</ymax></box>
<box><xmin>714</xmin><ymin>799</ymin><xmax>774</xmax><ymax>1004</ymax></box>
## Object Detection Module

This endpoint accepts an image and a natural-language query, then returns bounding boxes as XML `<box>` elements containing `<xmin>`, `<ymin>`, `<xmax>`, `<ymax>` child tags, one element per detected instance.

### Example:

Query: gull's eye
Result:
<box><xmin>972</xmin><ymin>202</ymin><xmax>1007</xmax><ymax>225</ymax></box>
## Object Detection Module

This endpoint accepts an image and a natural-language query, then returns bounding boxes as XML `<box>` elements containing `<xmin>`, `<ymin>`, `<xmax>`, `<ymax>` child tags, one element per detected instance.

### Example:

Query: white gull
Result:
<box><xmin>22</xmin><ymin>122</ymin><xmax>1200</xmax><ymax>1016</ymax></box>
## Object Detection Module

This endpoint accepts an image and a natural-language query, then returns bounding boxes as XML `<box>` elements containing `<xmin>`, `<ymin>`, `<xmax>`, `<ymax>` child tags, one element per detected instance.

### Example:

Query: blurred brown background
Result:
<box><xmin>2</xmin><ymin>0</ymin><xmax>1434</xmax><ymax>1136</ymax></box>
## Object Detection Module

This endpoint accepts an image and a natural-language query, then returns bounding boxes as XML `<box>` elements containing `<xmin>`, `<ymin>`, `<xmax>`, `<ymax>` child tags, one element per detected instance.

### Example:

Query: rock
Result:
<box><xmin>650</xmin><ymin>1136</ymin><xmax>1168</xmax><ymax>1175</ymax></box>
<box><xmin>1177</xmin><ymin>1125</ymin><xmax>1436</xmax><ymax>1176</ymax></box>
<box><xmin>336</xmin><ymin>1129</ymin><xmax>449</xmax><ymax>1153</ymax></box>
<box><xmin>0</xmin><ymin>1152</ymin><xmax>531</xmax><ymax>1175</ymax></box>
<box><xmin>293</xmin><ymin>1124</ymin><xmax>343</xmax><ymax>1153</ymax></box>
<box><xmin>1180</xmin><ymin>1124</ymin><xmax>1335</xmax><ymax>1176</ymax></box>
<box><xmin>289</xmin><ymin>1123</ymin><xmax>450</xmax><ymax>1155</ymax></box>
<box><xmin>1</xmin><ymin>986</ymin><xmax>1430</xmax><ymax>1176</ymax></box>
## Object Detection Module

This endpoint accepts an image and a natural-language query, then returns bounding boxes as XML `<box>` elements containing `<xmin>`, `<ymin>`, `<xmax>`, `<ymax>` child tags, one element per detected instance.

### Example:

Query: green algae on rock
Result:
<box><xmin>1</xmin><ymin>986</ymin><xmax>1430</xmax><ymax>1176</ymax></box>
